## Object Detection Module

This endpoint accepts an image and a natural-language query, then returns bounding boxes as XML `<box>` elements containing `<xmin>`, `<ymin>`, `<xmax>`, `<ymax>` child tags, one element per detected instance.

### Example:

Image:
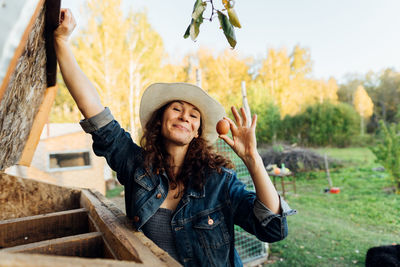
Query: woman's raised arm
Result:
<box><xmin>219</xmin><ymin>106</ymin><xmax>281</xmax><ymax>214</ymax></box>
<box><xmin>54</xmin><ymin>8</ymin><xmax>104</xmax><ymax>118</ymax></box>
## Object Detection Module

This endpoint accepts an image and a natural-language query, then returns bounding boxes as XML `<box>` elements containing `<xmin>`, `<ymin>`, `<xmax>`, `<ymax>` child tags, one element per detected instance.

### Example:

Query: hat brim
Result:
<box><xmin>139</xmin><ymin>83</ymin><xmax>226</xmax><ymax>144</ymax></box>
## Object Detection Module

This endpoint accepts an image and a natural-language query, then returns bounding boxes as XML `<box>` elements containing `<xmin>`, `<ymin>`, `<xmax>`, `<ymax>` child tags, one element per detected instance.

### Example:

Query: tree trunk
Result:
<box><xmin>360</xmin><ymin>116</ymin><xmax>364</xmax><ymax>136</ymax></box>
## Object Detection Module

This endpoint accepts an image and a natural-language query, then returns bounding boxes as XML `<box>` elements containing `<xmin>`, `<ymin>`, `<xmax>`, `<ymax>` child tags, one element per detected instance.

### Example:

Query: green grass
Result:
<box><xmin>106</xmin><ymin>185</ymin><xmax>124</xmax><ymax>198</ymax></box>
<box><xmin>268</xmin><ymin>147</ymin><xmax>400</xmax><ymax>266</ymax></box>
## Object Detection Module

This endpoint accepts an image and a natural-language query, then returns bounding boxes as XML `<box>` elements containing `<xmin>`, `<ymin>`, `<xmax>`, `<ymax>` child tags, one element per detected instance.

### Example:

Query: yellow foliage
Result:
<box><xmin>256</xmin><ymin>46</ymin><xmax>338</xmax><ymax>117</ymax></box>
<box><xmin>69</xmin><ymin>0</ymin><xmax>165</xmax><ymax>141</ymax></box>
<box><xmin>196</xmin><ymin>48</ymin><xmax>251</xmax><ymax>112</ymax></box>
<box><xmin>353</xmin><ymin>85</ymin><xmax>374</xmax><ymax>118</ymax></box>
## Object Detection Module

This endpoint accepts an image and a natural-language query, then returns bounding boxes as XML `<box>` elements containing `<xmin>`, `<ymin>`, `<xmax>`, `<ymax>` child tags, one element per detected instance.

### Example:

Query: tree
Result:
<box><xmin>353</xmin><ymin>85</ymin><xmax>374</xmax><ymax>135</ymax></box>
<box><xmin>368</xmin><ymin>69</ymin><xmax>400</xmax><ymax>124</ymax></box>
<box><xmin>56</xmin><ymin>0</ymin><xmax>166</xmax><ymax>141</ymax></box>
<box><xmin>196</xmin><ymin>48</ymin><xmax>251</xmax><ymax>111</ymax></box>
<box><xmin>256</xmin><ymin>46</ymin><xmax>338</xmax><ymax>117</ymax></box>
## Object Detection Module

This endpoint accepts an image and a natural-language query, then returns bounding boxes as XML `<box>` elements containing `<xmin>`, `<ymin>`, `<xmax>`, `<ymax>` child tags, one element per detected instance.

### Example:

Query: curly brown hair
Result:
<box><xmin>140</xmin><ymin>102</ymin><xmax>234</xmax><ymax>193</ymax></box>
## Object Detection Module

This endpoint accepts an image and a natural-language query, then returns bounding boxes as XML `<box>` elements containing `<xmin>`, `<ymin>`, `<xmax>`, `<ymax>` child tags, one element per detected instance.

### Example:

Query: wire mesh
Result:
<box><xmin>215</xmin><ymin>138</ymin><xmax>268</xmax><ymax>264</ymax></box>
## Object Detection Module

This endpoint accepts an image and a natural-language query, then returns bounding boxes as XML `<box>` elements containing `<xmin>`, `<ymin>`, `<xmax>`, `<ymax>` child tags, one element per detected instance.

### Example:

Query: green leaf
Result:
<box><xmin>190</xmin><ymin>21</ymin><xmax>201</xmax><ymax>41</ymax></box>
<box><xmin>184</xmin><ymin>0</ymin><xmax>206</xmax><ymax>41</ymax></box>
<box><xmin>227</xmin><ymin>8</ymin><xmax>242</xmax><ymax>28</ymax></box>
<box><xmin>192</xmin><ymin>0</ymin><xmax>206</xmax><ymax>21</ymax></box>
<box><xmin>183</xmin><ymin>21</ymin><xmax>192</xmax><ymax>39</ymax></box>
<box><xmin>217</xmin><ymin>11</ymin><xmax>237</xmax><ymax>48</ymax></box>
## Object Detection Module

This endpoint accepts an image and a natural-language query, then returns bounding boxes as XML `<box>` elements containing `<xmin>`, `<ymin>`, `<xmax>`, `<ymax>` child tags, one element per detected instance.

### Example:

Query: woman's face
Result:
<box><xmin>161</xmin><ymin>101</ymin><xmax>201</xmax><ymax>146</ymax></box>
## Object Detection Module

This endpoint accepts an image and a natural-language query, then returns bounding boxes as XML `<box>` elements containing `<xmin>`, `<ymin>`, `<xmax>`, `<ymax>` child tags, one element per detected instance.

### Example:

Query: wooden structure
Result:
<box><xmin>0</xmin><ymin>173</ymin><xmax>180</xmax><ymax>266</ymax></box>
<box><xmin>0</xmin><ymin>0</ymin><xmax>181</xmax><ymax>265</ymax></box>
<box><xmin>0</xmin><ymin>0</ymin><xmax>59</xmax><ymax>170</ymax></box>
<box><xmin>268</xmin><ymin>172</ymin><xmax>296</xmax><ymax>197</ymax></box>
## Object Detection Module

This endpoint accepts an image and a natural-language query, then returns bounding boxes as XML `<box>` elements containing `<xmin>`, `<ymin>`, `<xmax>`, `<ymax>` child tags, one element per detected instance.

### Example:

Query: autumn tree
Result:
<box><xmin>367</xmin><ymin>69</ymin><xmax>400</xmax><ymax>124</ymax></box>
<box><xmin>196</xmin><ymin>48</ymin><xmax>251</xmax><ymax>111</ymax></box>
<box><xmin>52</xmin><ymin>0</ymin><xmax>166</xmax><ymax>141</ymax></box>
<box><xmin>353</xmin><ymin>85</ymin><xmax>374</xmax><ymax>135</ymax></box>
<box><xmin>256</xmin><ymin>46</ymin><xmax>338</xmax><ymax>117</ymax></box>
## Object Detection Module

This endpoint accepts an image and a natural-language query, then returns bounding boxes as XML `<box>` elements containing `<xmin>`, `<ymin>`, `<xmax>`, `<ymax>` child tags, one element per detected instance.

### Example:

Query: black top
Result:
<box><xmin>141</xmin><ymin>208</ymin><xmax>179</xmax><ymax>261</ymax></box>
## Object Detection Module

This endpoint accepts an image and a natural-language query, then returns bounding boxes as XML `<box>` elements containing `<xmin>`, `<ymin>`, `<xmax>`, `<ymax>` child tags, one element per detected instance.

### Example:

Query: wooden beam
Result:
<box><xmin>1</xmin><ymin>232</ymin><xmax>103</xmax><ymax>258</ymax></box>
<box><xmin>0</xmin><ymin>208</ymin><xmax>88</xmax><ymax>248</ymax></box>
<box><xmin>44</xmin><ymin>0</ymin><xmax>61</xmax><ymax>86</ymax></box>
<box><xmin>0</xmin><ymin>252</ymin><xmax>147</xmax><ymax>267</ymax></box>
<box><xmin>80</xmin><ymin>190</ymin><xmax>181</xmax><ymax>266</ymax></box>
<box><xmin>87</xmin><ymin>214</ymin><xmax>117</xmax><ymax>260</ymax></box>
<box><xmin>0</xmin><ymin>0</ymin><xmax>46</xmax><ymax>102</ymax></box>
<box><xmin>18</xmin><ymin>84</ymin><xmax>58</xmax><ymax>166</ymax></box>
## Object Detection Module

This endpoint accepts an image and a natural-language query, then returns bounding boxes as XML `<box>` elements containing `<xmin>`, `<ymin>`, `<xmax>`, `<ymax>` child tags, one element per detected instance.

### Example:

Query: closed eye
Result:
<box><xmin>173</xmin><ymin>107</ymin><xmax>181</xmax><ymax>112</ymax></box>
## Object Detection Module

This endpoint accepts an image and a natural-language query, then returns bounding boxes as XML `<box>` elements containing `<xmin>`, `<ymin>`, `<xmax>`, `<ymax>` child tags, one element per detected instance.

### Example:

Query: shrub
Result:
<box><xmin>253</xmin><ymin>102</ymin><xmax>281</xmax><ymax>144</ymax></box>
<box><xmin>370</xmin><ymin>121</ymin><xmax>400</xmax><ymax>193</ymax></box>
<box><xmin>279</xmin><ymin>102</ymin><xmax>360</xmax><ymax>147</ymax></box>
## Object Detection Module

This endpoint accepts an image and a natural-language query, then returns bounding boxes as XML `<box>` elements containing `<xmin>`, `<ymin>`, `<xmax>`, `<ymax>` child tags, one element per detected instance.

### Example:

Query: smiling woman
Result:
<box><xmin>161</xmin><ymin>101</ymin><xmax>201</xmax><ymax>147</ymax></box>
<box><xmin>54</xmin><ymin>8</ymin><xmax>296</xmax><ymax>266</ymax></box>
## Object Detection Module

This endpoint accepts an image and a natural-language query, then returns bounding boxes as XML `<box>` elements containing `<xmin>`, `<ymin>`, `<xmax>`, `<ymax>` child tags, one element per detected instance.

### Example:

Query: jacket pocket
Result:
<box><xmin>193</xmin><ymin>210</ymin><xmax>230</xmax><ymax>249</ymax></box>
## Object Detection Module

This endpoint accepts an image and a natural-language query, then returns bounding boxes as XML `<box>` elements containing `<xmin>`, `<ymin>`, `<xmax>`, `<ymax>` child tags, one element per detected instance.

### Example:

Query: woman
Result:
<box><xmin>54</xmin><ymin>9</ymin><xmax>295</xmax><ymax>267</ymax></box>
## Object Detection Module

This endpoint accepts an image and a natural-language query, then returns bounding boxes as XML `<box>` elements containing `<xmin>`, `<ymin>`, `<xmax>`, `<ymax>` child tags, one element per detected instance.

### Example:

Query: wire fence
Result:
<box><xmin>215</xmin><ymin>138</ymin><xmax>268</xmax><ymax>264</ymax></box>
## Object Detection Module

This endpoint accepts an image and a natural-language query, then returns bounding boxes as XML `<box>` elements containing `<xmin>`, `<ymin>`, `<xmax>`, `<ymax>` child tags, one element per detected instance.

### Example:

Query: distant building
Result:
<box><xmin>6</xmin><ymin>123</ymin><xmax>111</xmax><ymax>195</ymax></box>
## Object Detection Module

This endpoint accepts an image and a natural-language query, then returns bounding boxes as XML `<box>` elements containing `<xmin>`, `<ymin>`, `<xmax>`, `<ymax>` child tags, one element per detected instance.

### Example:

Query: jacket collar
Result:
<box><xmin>186</xmin><ymin>185</ymin><xmax>205</xmax><ymax>198</ymax></box>
<box><xmin>159</xmin><ymin>169</ymin><xmax>206</xmax><ymax>198</ymax></box>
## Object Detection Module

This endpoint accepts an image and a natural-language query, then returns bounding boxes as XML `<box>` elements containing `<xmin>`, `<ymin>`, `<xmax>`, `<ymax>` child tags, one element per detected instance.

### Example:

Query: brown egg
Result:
<box><xmin>216</xmin><ymin>119</ymin><xmax>230</xmax><ymax>135</ymax></box>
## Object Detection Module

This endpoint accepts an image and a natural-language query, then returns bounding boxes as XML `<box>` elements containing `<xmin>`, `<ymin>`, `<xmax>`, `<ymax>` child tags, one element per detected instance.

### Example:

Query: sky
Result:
<box><xmin>62</xmin><ymin>0</ymin><xmax>400</xmax><ymax>82</ymax></box>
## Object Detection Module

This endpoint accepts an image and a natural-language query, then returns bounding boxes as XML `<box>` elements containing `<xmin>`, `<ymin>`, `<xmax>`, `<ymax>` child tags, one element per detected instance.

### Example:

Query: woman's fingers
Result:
<box><xmin>240</xmin><ymin>107</ymin><xmax>248</xmax><ymax>127</ymax></box>
<box><xmin>223</xmin><ymin>116</ymin><xmax>238</xmax><ymax>134</ymax></box>
<box><xmin>55</xmin><ymin>8</ymin><xmax>76</xmax><ymax>41</ymax></box>
<box><xmin>251</xmin><ymin>114</ymin><xmax>257</xmax><ymax>130</ymax></box>
<box><xmin>231</xmin><ymin>106</ymin><xmax>243</xmax><ymax>127</ymax></box>
<box><xmin>218</xmin><ymin>134</ymin><xmax>234</xmax><ymax>148</ymax></box>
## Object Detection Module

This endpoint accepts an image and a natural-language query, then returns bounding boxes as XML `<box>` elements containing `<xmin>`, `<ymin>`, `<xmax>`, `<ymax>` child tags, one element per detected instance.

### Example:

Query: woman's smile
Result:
<box><xmin>161</xmin><ymin>101</ymin><xmax>201</xmax><ymax>146</ymax></box>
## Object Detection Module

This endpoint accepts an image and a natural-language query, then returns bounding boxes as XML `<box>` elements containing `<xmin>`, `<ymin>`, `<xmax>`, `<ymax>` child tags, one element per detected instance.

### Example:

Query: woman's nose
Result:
<box><xmin>179</xmin><ymin>111</ymin><xmax>189</xmax><ymax>122</ymax></box>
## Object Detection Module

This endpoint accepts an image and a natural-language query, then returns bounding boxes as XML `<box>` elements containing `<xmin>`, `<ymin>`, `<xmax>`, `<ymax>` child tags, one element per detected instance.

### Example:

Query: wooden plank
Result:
<box><xmin>0</xmin><ymin>0</ymin><xmax>46</xmax><ymax>102</ymax></box>
<box><xmin>80</xmin><ymin>189</ymin><xmax>181</xmax><ymax>266</ymax></box>
<box><xmin>87</xmin><ymin>214</ymin><xmax>117</xmax><ymax>260</ymax></box>
<box><xmin>1</xmin><ymin>232</ymin><xmax>103</xmax><ymax>258</ymax></box>
<box><xmin>0</xmin><ymin>208</ymin><xmax>88</xmax><ymax>248</ymax></box>
<box><xmin>18</xmin><ymin>84</ymin><xmax>58</xmax><ymax>166</ymax></box>
<box><xmin>0</xmin><ymin>251</ymin><xmax>147</xmax><ymax>267</ymax></box>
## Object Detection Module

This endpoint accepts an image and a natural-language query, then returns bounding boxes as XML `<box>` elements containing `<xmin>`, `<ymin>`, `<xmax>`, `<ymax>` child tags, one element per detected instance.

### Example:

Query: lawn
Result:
<box><xmin>267</xmin><ymin>147</ymin><xmax>400</xmax><ymax>266</ymax></box>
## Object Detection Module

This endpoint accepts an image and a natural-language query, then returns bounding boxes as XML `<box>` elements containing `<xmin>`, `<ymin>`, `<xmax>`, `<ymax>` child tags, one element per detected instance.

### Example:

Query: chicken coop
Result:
<box><xmin>216</xmin><ymin>139</ymin><xmax>269</xmax><ymax>266</ymax></box>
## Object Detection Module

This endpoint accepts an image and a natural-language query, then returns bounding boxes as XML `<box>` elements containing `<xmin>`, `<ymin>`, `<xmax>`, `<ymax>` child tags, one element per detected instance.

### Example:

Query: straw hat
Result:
<box><xmin>139</xmin><ymin>83</ymin><xmax>226</xmax><ymax>144</ymax></box>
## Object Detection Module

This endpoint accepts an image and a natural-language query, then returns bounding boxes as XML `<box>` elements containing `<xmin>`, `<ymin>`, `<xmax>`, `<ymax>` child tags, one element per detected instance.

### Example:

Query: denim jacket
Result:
<box><xmin>80</xmin><ymin>108</ymin><xmax>296</xmax><ymax>267</ymax></box>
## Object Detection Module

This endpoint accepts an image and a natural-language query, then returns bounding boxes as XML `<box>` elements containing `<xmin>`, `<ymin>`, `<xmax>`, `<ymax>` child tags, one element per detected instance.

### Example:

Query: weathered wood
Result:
<box><xmin>0</xmin><ymin>208</ymin><xmax>88</xmax><ymax>248</ymax></box>
<box><xmin>18</xmin><ymin>84</ymin><xmax>58</xmax><ymax>166</ymax></box>
<box><xmin>87</xmin><ymin>214</ymin><xmax>116</xmax><ymax>259</ymax></box>
<box><xmin>0</xmin><ymin>252</ymin><xmax>146</xmax><ymax>267</ymax></box>
<box><xmin>1</xmin><ymin>232</ymin><xmax>103</xmax><ymax>258</ymax></box>
<box><xmin>80</xmin><ymin>190</ymin><xmax>181</xmax><ymax>266</ymax></box>
<box><xmin>0</xmin><ymin>0</ymin><xmax>46</xmax><ymax>102</ymax></box>
<box><xmin>0</xmin><ymin>174</ymin><xmax>81</xmax><ymax>220</ymax></box>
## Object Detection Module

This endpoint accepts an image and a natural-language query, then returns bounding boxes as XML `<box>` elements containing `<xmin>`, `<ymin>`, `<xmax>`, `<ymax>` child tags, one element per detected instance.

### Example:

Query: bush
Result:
<box><xmin>253</xmin><ymin>102</ymin><xmax>281</xmax><ymax>144</ymax></box>
<box><xmin>279</xmin><ymin>102</ymin><xmax>360</xmax><ymax>147</ymax></box>
<box><xmin>370</xmin><ymin>121</ymin><xmax>400</xmax><ymax>193</ymax></box>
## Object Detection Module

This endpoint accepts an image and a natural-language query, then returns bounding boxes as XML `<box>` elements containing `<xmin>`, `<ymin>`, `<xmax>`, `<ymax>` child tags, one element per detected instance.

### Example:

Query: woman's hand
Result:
<box><xmin>219</xmin><ymin>106</ymin><xmax>259</xmax><ymax>163</ymax></box>
<box><xmin>54</xmin><ymin>8</ymin><xmax>76</xmax><ymax>43</ymax></box>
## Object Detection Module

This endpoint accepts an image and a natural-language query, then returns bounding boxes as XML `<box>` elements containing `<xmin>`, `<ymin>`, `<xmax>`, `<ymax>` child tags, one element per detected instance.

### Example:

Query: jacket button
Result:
<box><xmin>133</xmin><ymin>216</ymin><xmax>140</xmax><ymax>222</ymax></box>
<box><xmin>156</xmin><ymin>193</ymin><xmax>162</xmax><ymax>199</ymax></box>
